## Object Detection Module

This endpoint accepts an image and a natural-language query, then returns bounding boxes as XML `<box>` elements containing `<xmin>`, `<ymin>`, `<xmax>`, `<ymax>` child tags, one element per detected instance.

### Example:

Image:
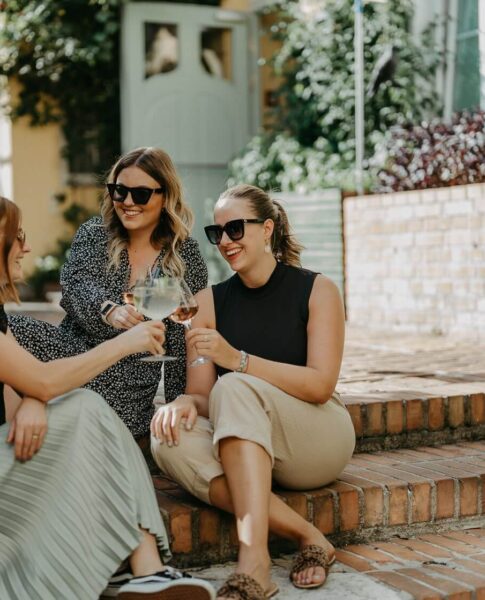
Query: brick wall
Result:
<box><xmin>344</xmin><ymin>183</ymin><xmax>485</xmax><ymax>339</ymax></box>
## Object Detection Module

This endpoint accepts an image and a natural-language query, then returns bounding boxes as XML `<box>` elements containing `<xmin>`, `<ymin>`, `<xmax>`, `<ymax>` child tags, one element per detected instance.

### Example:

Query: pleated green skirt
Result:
<box><xmin>0</xmin><ymin>389</ymin><xmax>171</xmax><ymax>600</ymax></box>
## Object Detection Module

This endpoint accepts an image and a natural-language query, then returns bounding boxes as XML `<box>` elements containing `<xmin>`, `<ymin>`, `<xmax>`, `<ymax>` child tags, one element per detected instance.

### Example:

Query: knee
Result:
<box><xmin>209</xmin><ymin>372</ymin><xmax>250</xmax><ymax>408</ymax></box>
<box><xmin>151</xmin><ymin>426</ymin><xmax>193</xmax><ymax>471</ymax></box>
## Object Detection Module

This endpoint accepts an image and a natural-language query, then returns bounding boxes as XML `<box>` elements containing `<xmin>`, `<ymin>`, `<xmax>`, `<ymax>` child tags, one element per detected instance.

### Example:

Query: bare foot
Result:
<box><xmin>218</xmin><ymin>552</ymin><xmax>273</xmax><ymax>599</ymax></box>
<box><xmin>291</xmin><ymin>527</ymin><xmax>335</xmax><ymax>588</ymax></box>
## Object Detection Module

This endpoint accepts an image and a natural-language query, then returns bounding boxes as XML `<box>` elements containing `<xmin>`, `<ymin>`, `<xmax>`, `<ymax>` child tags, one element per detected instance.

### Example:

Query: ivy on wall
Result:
<box><xmin>0</xmin><ymin>0</ymin><xmax>123</xmax><ymax>174</ymax></box>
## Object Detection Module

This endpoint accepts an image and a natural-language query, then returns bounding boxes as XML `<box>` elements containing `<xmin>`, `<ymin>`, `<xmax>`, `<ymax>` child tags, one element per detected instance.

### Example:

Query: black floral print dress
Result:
<box><xmin>8</xmin><ymin>217</ymin><xmax>208</xmax><ymax>438</ymax></box>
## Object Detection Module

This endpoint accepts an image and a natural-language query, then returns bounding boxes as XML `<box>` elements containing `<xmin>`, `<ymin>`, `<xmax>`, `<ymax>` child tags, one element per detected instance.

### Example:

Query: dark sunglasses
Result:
<box><xmin>204</xmin><ymin>219</ymin><xmax>265</xmax><ymax>245</ymax></box>
<box><xmin>17</xmin><ymin>228</ymin><xmax>26</xmax><ymax>245</ymax></box>
<box><xmin>106</xmin><ymin>182</ymin><xmax>164</xmax><ymax>206</ymax></box>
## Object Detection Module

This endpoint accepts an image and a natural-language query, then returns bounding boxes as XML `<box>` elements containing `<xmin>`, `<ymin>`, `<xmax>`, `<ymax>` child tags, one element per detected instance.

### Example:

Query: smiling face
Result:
<box><xmin>112</xmin><ymin>165</ymin><xmax>165</xmax><ymax>236</ymax></box>
<box><xmin>0</xmin><ymin>196</ymin><xmax>31</xmax><ymax>303</ymax></box>
<box><xmin>214</xmin><ymin>195</ymin><xmax>274</xmax><ymax>274</ymax></box>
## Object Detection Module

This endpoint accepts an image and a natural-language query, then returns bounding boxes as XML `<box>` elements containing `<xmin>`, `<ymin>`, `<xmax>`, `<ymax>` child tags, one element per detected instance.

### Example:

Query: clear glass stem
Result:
<box><xmin>183</xmin><ymin>320</ymin><xmax>210</xmax><ymax>367</ymax></box>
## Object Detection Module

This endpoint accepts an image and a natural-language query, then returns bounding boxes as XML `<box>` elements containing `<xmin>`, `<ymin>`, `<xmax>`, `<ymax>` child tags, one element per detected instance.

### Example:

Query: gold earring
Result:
<box><xmin>264</xmin><ymin>242</ymin><xmax>271</xmax><ymax>254</ymax></box>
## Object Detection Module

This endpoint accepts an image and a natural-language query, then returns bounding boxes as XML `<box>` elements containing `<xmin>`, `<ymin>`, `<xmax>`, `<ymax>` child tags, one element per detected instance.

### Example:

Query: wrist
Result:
<box><xmin>234</xmin><ymin>350</ymin><xmax>249</xmax><ymax>373</ymax></box>
<box><xmin>101</xmin><ymin>301</ymin><xmax>118</xmax><ymax>325</ymax></box>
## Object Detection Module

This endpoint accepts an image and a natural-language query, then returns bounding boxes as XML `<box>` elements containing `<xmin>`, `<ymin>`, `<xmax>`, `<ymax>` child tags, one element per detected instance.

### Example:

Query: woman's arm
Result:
<box><xmin>0</xmin><ymin>320</ymin><xmax>165</xmax><ymax>402</ymax></box>
<box><xmin>162</xmin><ymin>237</ymin><xmax>209</xmax><ymax>403</ymax></box>
<box><xmin>187</xmin><ymin>276</ymin><xmax>345</xmax><ymax>404</ymax></box>
<box><xmin>60</xmin><ymin>219</ymin><xmax>118</xmax><ymax>340</ymax></box>
<box><xmin>184</xmin><ymin>288</ymin><xmax>218</xmax><ymax>416</ymax></box>
<box><xmin>150</xmin><ymin>288</ymin><xmax>216</xmax><ymax>443</ymax></box>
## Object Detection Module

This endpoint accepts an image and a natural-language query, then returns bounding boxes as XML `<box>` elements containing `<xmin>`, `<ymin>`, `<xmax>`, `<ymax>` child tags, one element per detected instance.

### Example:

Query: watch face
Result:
<box><xmin>101</xmin><ymin>303</ymin><xmax>114</xmax><ymax>315</ymax></box>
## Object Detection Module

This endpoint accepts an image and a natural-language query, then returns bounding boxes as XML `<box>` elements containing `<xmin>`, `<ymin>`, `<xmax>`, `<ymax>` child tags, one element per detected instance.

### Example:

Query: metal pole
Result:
<box><xmin>354</xmin><ymin>0</ymin><xmax>364</xmax><ymax>195</ymax></box>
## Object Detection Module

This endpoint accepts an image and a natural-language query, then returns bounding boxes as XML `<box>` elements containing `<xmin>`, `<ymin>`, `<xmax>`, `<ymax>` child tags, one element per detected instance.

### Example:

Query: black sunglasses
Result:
<box><xmin>204</xmin><ymin>219</ymin><xmax>265</xmax><ymax>245</ymax></box>
<box><xmin>106</xmin><ymin>182</ymin><xmax>164</xmax><ymax>206</ymax></box>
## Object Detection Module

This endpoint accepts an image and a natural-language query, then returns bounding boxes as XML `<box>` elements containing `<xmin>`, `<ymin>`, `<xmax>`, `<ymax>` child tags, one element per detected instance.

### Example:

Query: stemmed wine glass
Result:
<box><xmin>132</xmin><ymin>274</ymin><xmax>181</xmax><ymax>362</ymax></box>
<box><xmin>169</xmin><ymin>279</ymin><xmax>210</xmax><ymax>367</ymax></box>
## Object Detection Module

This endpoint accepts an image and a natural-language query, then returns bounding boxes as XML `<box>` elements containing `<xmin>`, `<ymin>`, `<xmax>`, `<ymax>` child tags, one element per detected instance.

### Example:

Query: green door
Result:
<box><xmin>121</xmin><ymin>2</ymin><xmax>258</xmax><ymax>259</ymax></box>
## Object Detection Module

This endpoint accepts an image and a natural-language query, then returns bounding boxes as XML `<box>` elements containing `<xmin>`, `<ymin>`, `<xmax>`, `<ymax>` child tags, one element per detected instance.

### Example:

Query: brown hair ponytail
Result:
<box><xmin>219</xmin><ymin>184</ymin><xmax>304</xmax><ymax>267</ymax></box>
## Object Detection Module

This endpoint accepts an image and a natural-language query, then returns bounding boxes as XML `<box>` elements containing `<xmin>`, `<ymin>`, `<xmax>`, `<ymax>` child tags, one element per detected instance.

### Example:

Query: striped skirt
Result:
<box><xmin>0</xmin><ymin>389</ymin><xmax>171</xmax><ymax>600</ymax></box>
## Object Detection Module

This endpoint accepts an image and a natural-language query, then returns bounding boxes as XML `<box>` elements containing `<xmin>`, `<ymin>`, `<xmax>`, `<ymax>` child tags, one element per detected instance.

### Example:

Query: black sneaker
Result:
<box><xmin>101</xmin><ymin>570</ymin><xmax>134</xmax><ymax>598</ymax></box>
<box><xmin>117</xmin><ymin>567</ymin><xmax>215</xmax><ymax>599</ymax></box>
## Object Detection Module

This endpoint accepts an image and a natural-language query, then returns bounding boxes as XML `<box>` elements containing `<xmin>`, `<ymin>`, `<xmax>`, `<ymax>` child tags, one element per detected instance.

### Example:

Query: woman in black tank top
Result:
<box><xmin>151</xmin><ymin>185</ymin><xmax>356</xmax><ymax>599</ymax></box>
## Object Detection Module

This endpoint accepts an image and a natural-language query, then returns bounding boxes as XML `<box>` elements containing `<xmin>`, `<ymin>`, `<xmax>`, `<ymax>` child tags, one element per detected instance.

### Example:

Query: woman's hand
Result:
<box><xmin>7</xmin><ymin>397</ymin><xmax>48</xmax><ymax>461</ymax></box>
<box><xmin>108</xmin><ymin>304</ymin><xmax>145</xmax><ymax>330</ymax></box>
<box><xmin>119</xmin><ymin>320</ymin><xmax>166</xmax><ymax>356</ymax></box>
<box><xmin>151</xmin><ymin>395</ymin><xmax>198</xmax><ymax>446</ymax></box>
<box><xmin>186</xmin><ymin>327</ymin><xmax>240</xmax><ymax>371</ymax></box>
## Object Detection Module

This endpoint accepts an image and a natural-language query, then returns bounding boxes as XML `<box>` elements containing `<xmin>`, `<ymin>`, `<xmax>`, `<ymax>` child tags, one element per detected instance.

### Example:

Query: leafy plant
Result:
<box><xmin>374</xmin><ymin>111</ymin><xmax>485</xmax><ymax>192</ymax></box>
<box><xmin>229</xmin><ymin>0</ymin><xmax>441</xmax><ymax>192</ymax></box>
<box><xmin>27</xmin><ymin>195</ymin><xmax>97</xmax><ymax>299</ymax></box>
<box><xmin>0</xmin><ymin>0</ymin><xmax>123</xmax><ymax>174</ymax></box>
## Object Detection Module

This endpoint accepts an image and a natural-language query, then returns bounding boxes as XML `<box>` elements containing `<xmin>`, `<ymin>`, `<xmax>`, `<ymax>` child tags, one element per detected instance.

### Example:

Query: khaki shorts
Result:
<box><xmin>151</xmin><ymin>372</ymin><xmax>356</xmax><ymax>504</ymax></box>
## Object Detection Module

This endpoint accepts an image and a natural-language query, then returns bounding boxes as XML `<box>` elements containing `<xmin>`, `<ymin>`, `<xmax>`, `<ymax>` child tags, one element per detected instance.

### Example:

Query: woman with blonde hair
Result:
<box><xmin>8</xmin><ymin>147</ymin><xmax>207</xmax><ymax>438</ymax></box>
<box><xmin>0</xmin><ymin>196</ymin><xmax>214</xmax><ymax>599</ymax></box>
<box><xmin>150</xmin><ymin>184</ymin><xmax>356</xmax><ymax>599</ymax></box>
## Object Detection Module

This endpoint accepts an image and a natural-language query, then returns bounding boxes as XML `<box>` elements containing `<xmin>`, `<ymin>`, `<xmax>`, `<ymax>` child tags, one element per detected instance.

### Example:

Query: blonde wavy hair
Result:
<box><xmin>101</xmin><ymin>147</ymin><xmax>193</xmax><ymax>277</ymax></box>
<box><xmin>0</xmin><ymin>196</ymin><xmax>21</xmax><ymax>304</ymax></box>
<box><xmin>219</xmin><ymin>184</ymin><xmax>304</xmax><ymax>267</ymax></box>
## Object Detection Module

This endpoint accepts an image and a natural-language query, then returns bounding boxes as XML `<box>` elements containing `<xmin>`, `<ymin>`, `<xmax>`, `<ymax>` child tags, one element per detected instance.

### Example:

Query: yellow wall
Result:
<box><xmin>9</xmin><ymin>80</ymin><xmax>100</xmax><ymax>275</ymax></box>
<box><xmin>220</xmin><ymin>0</ymin><xmax>249</xmax><ymax>10</ymax></box>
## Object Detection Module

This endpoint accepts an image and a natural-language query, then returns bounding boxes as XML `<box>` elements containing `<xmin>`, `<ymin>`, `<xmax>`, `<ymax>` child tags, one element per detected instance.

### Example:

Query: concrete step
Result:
<box><xmin>345</xmin><ymin>391</ymin><xmax>485</xmax><ymax>453</ymax></box>
<box><xmin>195</xmin><ymin>527</ymin><xmax>485</xmax><ymax>600</ymax></box>
<box><xmin>151</xmin><ymin>440</ymin><xmax>485</xmax><ymax>567</ymax></box>
<box><xmin>335</xmin><ymin>527</ymin><xmax>485</xmax><ymax>600</ymax></box>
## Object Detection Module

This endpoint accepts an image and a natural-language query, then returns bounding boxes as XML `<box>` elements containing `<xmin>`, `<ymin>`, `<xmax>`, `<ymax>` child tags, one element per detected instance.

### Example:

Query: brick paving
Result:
<box><xmin>335</xmin><ymin>528</ymin><xmax>485</xmax><ymax>600</ymax></box>
<box><xmin>153</xmin><ymin>440</ymin><xmax>485</xmax><ymax>566</ymax></box>
<box><xmin>196</xmin><ymin>528</ymin><xmax>485</xmax><ymax>599</ymax></box>
<box><xmin>340</xmin><ymin>327</ymin><xmax>485</xmax><ymax>451</ymax></box>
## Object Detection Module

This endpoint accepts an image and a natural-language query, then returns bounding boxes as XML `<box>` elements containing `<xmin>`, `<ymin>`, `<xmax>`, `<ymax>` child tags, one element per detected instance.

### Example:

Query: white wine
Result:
<box><xmin>133</xmin><ymin>287</ymin><xmax>178</xmax><ymax>320</ymax></box>
<box><xmin>170</xmin><ymin>305</ymin><xmax>199</xmax><ymax>324</ymax></box>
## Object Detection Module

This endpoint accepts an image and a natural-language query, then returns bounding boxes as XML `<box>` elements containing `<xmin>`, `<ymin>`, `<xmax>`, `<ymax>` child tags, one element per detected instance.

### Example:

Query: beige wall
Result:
<box><xmin>10</xmin><ymin>79</ymin><xmax>66</xmax><ymax>275</ymax></box>
<box><xmin>8</xmin><ymin>80</ymin><xmax>99</xmax><ymax>275</ymax></box>
<box><xmin>344</xmin><ymin>184</ymin><xmax>485</xmax><ymax>340</ymax></box>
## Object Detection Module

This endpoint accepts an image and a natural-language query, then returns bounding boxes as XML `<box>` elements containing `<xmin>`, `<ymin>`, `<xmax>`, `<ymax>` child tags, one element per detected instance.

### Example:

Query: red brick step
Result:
<box><xmin>152</xmin><ymin>440</ymin><xmax>485</xmax><ymax>567</ymax></box>
<box><xmin>336</xmin><ymin>527</ymin><xmax>485</xmax><ymax>600</ymax></box>
<box><xmin>345</xmin><ymin>391</ymin><xmax>485</xmax><ymax>453</ymax></box>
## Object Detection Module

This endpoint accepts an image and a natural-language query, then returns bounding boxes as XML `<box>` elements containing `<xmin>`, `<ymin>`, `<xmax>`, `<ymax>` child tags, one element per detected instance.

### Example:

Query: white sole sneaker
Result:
<box><xmin>118</xmin><ymin>576</ymin><xmax>215</xmax><ymax>600</ymax></box>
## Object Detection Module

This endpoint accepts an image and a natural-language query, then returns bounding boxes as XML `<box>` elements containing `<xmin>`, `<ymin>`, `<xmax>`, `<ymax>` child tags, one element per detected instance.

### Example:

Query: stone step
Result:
<box><xmin>151</xmin><ymin>440</ymin><xmax>485</xmax><ymax>567</ymax></box>
<box><xmin>335</xmin><ymin>527</ymin><xmax>485</xmax><ymax>600</ymax></box>
<box><xmin>345</xmin><ymin>391</ymin><xmax>485</xmax><ymax>453</ymax></box>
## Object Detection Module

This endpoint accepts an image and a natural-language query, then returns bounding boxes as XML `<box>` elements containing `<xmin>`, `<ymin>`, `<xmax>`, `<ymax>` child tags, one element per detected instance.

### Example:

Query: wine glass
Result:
<box><xmin>122</xmin><ymin>264</ymin><xmax>157</xmax><ymax>306</ymax></box>
<box><xmin>169</xmin><ymin>279</ymin><xmax>210</xmax><ymax>367</ymax></box>
<box><xmin>132</xmin><ymin>275</ymin><xmax>181</xmax><ymax>362</ymax></box>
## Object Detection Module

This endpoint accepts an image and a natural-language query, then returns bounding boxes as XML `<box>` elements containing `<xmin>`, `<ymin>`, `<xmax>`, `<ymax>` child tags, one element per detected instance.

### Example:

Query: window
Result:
<box><xmin>145</xmin><ymin>22</ymin><xmax>179</xmax><ymax>78</ymax></box>
<box><xmin>453</xmin><ymin>0</ymin><xmax>480</xmax><ymax>111</ymax></box>
<box><xmin>200</xmin><ymin>27</ymin><xmax>232</xmax><ymax>80</ymax></box>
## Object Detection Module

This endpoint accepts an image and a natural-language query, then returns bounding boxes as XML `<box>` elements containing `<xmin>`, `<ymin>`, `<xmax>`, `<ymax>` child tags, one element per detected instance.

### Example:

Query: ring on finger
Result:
<box><xmin>32</xmin><ymin>434</ymin><xmax>40</xmax><ymax>439</ymax></box>
<box><xmin>204</xmin><ymin>335</ymin><xmax>209</xmax><ymax>342</ymax></box>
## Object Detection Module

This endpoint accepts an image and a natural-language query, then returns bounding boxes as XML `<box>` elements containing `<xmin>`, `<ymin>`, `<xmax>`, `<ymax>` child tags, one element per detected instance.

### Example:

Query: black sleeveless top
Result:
<box><xmin>212</xmin><ymin>262</ymin><xmax>317</xmax><ymax>377</ymax></box>
<box><xmin>0</xmin><ymin>305</ymin><xmax>7</xmax><ymax>426</ymax></box>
